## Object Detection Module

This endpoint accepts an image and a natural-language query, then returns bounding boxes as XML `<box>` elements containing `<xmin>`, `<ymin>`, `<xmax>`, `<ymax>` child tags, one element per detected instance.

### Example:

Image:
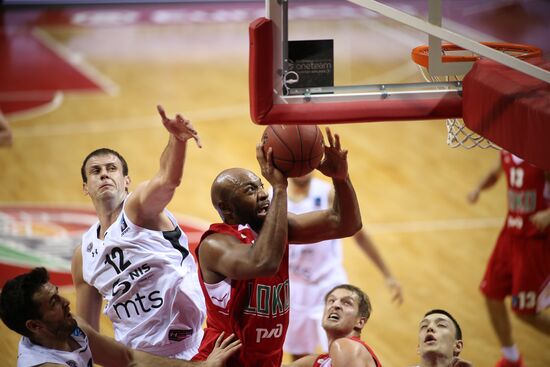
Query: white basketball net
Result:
<box><xmin>418</xmin><ymin>66</ymin><xmax>500</xmax><ymax>150</ymax></box>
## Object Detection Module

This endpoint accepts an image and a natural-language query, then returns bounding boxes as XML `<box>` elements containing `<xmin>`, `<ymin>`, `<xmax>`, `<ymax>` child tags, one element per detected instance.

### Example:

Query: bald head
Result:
<box><xmin>211</xmin><ymin>168</ymin><xmax>262</xmax><ymax>221</ymax></box>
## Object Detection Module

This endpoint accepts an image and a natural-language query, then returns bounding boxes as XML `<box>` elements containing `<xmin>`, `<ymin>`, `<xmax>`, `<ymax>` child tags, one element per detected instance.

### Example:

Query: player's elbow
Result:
<box><xmin>335</xmin><ymin>216</ymin><xmax>362</xmax><ymax>238</ymax></box>
<box><xmin>351</xmin><ymin>219</ymin><xmax>363</xmax><ymax>235</ymax></box>
<box><xmin>164</xmin><ymin>177</ymin><xmax>182</xmax><ymax>190</ymax></box>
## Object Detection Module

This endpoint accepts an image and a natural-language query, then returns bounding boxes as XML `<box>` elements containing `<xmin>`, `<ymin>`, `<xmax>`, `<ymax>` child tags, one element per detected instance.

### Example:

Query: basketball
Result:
<box><xmin>262</xmin><ymin>124</ymin><xmax>325</xmax><ymax>177</ymax></box>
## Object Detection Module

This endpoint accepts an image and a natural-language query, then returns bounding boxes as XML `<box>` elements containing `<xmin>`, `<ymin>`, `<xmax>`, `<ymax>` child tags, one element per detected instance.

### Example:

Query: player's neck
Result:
<box><xmin>327</xmin><ymin>329</ymin><xmax>359</xmax><ymax>346</ymax></box>
<box><xmin>288</xmin><ymin>181</ymin><xmax>311</xmax><ymax>202</ymax></box>
<box><xmin>30</xmin><ymin>333</ymin><xmax>79</xmax><ymax>353</ymax></box>
<box><xmin>419</xmin><ymin>352</ymin><xmax>454</xmax><ymax>367</ymax></box>
<box><xmin>94</xmin><ymin>195</ymin><xmax>125</xmax><ymax>239</ymax></box>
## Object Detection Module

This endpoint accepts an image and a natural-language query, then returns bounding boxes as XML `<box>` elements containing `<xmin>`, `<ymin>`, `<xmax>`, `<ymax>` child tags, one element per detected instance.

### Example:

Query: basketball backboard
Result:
<box><xmin>249</xmin><ymin>0</ymin><xmax>550</xmax><ymax>169</ymax></box>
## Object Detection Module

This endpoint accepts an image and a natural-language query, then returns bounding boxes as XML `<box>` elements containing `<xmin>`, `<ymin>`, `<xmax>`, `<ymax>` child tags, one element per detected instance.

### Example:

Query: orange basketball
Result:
<box><xmin>262</xmin><ymin>125</ymin><xmax>324</xmax><ymax>177</ymax></box>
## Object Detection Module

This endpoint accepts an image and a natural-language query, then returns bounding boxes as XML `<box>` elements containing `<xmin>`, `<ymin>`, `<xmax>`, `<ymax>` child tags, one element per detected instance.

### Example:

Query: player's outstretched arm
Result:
<box><xmin>288</xmin><ymin>128</ymin><xmax>362</xmax><ymax>243</ymax></box>
<box><xmin>79</xmin><ymin>317</ymin><xmax>241</xmax><ymax>367</ymax></box>
<box><xmin>467</xmin><ymin>157</ymin><xmax>502</xmax><ymax>204</ymax></box>
<box><xmin>71</xmin><ymin>246</ymin><xmax>103</xmax><ymax>331</ymax></box>
<box><xmin>352</xmin><ymin>229</ymin><xmax>403</xmax><ymax>305</ymax></box>
<box><xmin>125</xmin><ymin>105</ymin><xmax>201</xmax><ymax>230</ymax></box>
<box><xmin>281</xmin><ymin>355</ymin><xmax>317</xmax><ymax>367</ymax></box>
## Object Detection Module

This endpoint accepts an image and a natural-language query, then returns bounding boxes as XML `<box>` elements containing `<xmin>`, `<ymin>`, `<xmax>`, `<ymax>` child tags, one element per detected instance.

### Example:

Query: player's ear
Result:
<box><xmin>25</xmin><ymin>319</ymin><xmax>43</xmax><ymax>335</ymax></box>
<box><xmin>217</xmin><ymin>201</ymin><xmax>232</xmax><ymax>220</ymax></box>
<box><xmin>354</xmin><ymin>316</ymin><xmax>367</xmax><ymax>331</ymax></box>
<box><xmin>83</xmin><ymin>182</ymin><xmax>89</xmax><ymax>196</ymax></box>
<box><xmin>124</xmin><ymin>176</ymin><xmax>131</xmax><ymax>192</ymax></box>
<box><xmin>453</xmin><ymin>339</ymin><xmax>464</xmax><ymax>356</ymax></box>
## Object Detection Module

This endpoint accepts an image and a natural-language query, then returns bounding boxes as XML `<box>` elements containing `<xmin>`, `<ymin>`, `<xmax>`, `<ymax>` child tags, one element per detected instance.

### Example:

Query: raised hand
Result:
<box><xmin>205</xmin><ymin>332</ymin><xmax>242</xmax><ymax>367</ymax></box>
<box><xmin>157</xmin><ymin>105</ymin><xmax>202</xmax><ymax>148</ymax></box>
<box><xmin>317</xmin><ymin>127</ymin><xmax>348</xmax><ymax>180</ymax></box>
<box><xmin>256</xmin><ymin>143</ymin><xmax>287</xmax><ymax>189</ymax></box>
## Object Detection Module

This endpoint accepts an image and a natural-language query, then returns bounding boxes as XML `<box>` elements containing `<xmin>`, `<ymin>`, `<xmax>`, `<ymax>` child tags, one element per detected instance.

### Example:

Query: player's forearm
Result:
<box><xmin>250</xmin><ymin>186</ymin><xmax>288</xmax><ymax>275</ymax></box>
<box><xmin>75</xmin><ymin>291</ymin><xmax>101</xmax><ymax>331</ymax></box>
<box><xmin>331</xmin><ymin>175</ymin><xmax>362</xmax><ymax>237</ymax></box>
<box><xmin>476</xmin><ymin>171</ymin><xmax>500</xmax><ymax>192</ymax></box>
<box><xmin>354</xmin><ymin>231</ymin><xmax>392</xmax><ymax>278</ymax></box>
<box><xmin>133</xmin><ymin>350</ymin><xmax>209</xmax><ymax>367</ymax></box>
<box><xmin>157</xmin><ymin>135</ymin><xmax>188</xmax><ymax>189</ymax></box>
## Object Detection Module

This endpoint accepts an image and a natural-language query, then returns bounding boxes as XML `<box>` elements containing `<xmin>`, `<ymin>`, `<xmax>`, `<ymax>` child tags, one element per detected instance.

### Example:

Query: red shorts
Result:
<box><xmin>480</xmin><ymin>229</ymin><xmax>550</xmax><ymax>314</ymax></box>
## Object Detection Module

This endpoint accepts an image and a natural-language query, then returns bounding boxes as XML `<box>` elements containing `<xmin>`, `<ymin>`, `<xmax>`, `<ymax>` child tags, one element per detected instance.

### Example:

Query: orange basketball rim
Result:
<box><xmin>411</xmin><ymin>42</ymin><xmax>541</xmax><ymax>67</ymax></box>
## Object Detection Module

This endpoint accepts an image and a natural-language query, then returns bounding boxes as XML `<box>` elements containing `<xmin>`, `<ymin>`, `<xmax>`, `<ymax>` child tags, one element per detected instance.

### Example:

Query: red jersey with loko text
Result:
<box><xmin>193</xmin><ymin>223</ymin><xmax>290</xmax><ymax>367</ymax></box>
<box><xmin>313</xmin><ymin>336</ymin><xmax>382</xmax><ymax>367</ymax></box>
<box><xmin>501</xmin><ymin>151</ymin><xmax>549</xmax><ymax>237</ymax></box>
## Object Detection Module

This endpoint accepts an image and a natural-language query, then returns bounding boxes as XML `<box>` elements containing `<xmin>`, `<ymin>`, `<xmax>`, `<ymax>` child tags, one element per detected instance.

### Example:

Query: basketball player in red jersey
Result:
<box><xmin>193</xmin><ymin>128</ymin><xmax>362</xmax><ymax>367</ymax></box>
<box><xmin>284</xmin><ymin>284</ymin><xmax>381</xmax><ymax>367</ymax></box>
<box><xmin>468</xmin><ymin>150</ymin><xmax>550</xmax><ymax>367</ymax></box>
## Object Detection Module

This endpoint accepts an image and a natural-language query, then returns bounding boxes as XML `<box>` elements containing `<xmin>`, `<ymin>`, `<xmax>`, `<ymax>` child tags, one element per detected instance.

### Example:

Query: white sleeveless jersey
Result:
<box><xmin>17</xmin><ymin>327</ymin><xmax>92</xmax><ymax>367</ymax></box>
<box><xmin>287</xmin><ymin>178</ymin><xmax>344</xmax><ymax>282</ymax></box>
<box><xmin>81</xmin><ymin>199</ymin><xmax>206</xmax><ymax>356</ymax></box>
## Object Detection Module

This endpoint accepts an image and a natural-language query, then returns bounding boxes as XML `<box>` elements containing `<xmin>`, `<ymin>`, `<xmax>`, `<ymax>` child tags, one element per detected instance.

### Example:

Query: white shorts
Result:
<box><xmin>283</xmin><ymin>266</ymin><xmax>347</xmax><ymax>355</ymax></box>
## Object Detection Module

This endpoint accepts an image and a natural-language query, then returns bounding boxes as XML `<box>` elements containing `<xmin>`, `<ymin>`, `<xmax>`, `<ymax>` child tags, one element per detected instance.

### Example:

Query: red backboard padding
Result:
<box><xmin>249</xmin><ymin>18</ymin><xmax>462</xmax><ymax>125</ymax></box>
<box><xmin>463</xmin><ymin>58</ymin><xmax>550</xmax><ymax>170</ymax></box>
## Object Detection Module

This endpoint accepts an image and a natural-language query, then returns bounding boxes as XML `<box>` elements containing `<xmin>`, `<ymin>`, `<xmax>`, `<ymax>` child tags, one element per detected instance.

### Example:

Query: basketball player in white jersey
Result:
<box><xmin>283</xmin><ymin>172</ymin><xmax>403</xmax><ymax>360</ymax></box>
<box><xmin>71</xmin><ymin>105</ymin><xmax>206</xmax><ymax>359</ymax></box>
<box><xmin>0</xmin><ymin>267</ymin><xmax>241</xmax><ymax>367</ymax></box>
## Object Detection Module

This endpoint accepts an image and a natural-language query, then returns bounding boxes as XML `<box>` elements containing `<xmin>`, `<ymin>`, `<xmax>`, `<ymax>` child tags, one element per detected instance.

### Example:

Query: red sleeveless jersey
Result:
<box><xmin>193</xmin><ymin>223</ymin><xmax>290</xmax><ymax>367</ymax></box>
<box><xmin>501</xmin><ymin>151</ymin><xmax>549</xmax><ymax>237</ymax></box>
<box><xmin>313</xmin><ymin>336</ymin><xmax>382</xmax><ymax>367</ymax></box>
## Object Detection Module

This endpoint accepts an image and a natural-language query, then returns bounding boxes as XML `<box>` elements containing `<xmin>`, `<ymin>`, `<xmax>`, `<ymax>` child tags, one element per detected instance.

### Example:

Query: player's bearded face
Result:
<box><xmin>33</xmin><ymin>283</ymin><xmax>78</xmax><ymax>338</ymax></box>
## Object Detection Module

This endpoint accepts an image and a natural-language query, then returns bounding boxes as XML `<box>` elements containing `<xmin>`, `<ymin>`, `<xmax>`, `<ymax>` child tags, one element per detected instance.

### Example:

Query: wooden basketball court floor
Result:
<box><xmin>1</xmin><ymin>2</ymin><xmax>549</xmax><ymax>366</ymax></box>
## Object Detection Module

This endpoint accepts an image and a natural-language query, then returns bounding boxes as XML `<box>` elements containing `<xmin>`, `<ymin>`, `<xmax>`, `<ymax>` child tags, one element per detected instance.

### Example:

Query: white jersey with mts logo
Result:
<box><xmin>17</xmin><ymin>327</ymin><xmax>92</xmax><ymax>367</ymax></box>
<box><xmin>288</xmin><ymin>178</ymin><xmax>344</xmax><ymax>283</ymax></box>
<box><xmin>81</xmin><ymin>197</ymin><xmax>206</xmax><ymax>357</ymax></box>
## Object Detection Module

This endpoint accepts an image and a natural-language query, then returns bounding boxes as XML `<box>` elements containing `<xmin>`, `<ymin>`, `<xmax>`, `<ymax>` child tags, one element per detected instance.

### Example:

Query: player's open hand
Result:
<box><xmin>530</xmin><ymin>208</ymin><xmax>550</xmax><ymax>231</ymax></box>
<box><xmin>256</xmin><ymin>143</ymin><xmax>288</xmax><ymax>190</ymax></box>
<box><xmin>317</xmin><ymin>127</ymin><xmax>348</xmax><ymax>180</ymax></box>
<box><xmin>205</xmin><ymin>332</ymin><xmax>242</xmax><ymax>367</ymax></box>
<box><xmin>385</xmin><ymin>277</ymin><xmax>404</xmax><ymax>305</ymax></box>
<box><xmin>157</xmin><ymin>105</ymin><xmax>202</xmax><ymax>148</ymax></box>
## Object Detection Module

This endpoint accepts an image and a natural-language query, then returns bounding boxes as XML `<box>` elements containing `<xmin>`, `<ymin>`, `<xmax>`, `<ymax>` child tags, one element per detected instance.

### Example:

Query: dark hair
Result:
<box><xmin>0</xmin><ymin>267</ymin><xmax>49</xmax><ymax>337</ymax></box>
<box><xmin>424</xmin><ymin>309</ymin><xmax>462</xmax><ymax>340</ymax></box>
<box><xmin>81</xmin><ymin>148</ymin><xmax>128</xmax><ymax>182</ymax></box>
<box><xmin>325</xmin><ymin>284</ymin><xmax>372</xmax><ymax>320</ymax></box>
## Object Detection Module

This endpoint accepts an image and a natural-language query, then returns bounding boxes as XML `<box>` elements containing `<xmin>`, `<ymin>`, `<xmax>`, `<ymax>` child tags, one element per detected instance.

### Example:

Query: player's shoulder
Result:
<box><xmin>330</xmin><ymin>337</ymin><xmax>375</xmax><ymax>364</ymax></box>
